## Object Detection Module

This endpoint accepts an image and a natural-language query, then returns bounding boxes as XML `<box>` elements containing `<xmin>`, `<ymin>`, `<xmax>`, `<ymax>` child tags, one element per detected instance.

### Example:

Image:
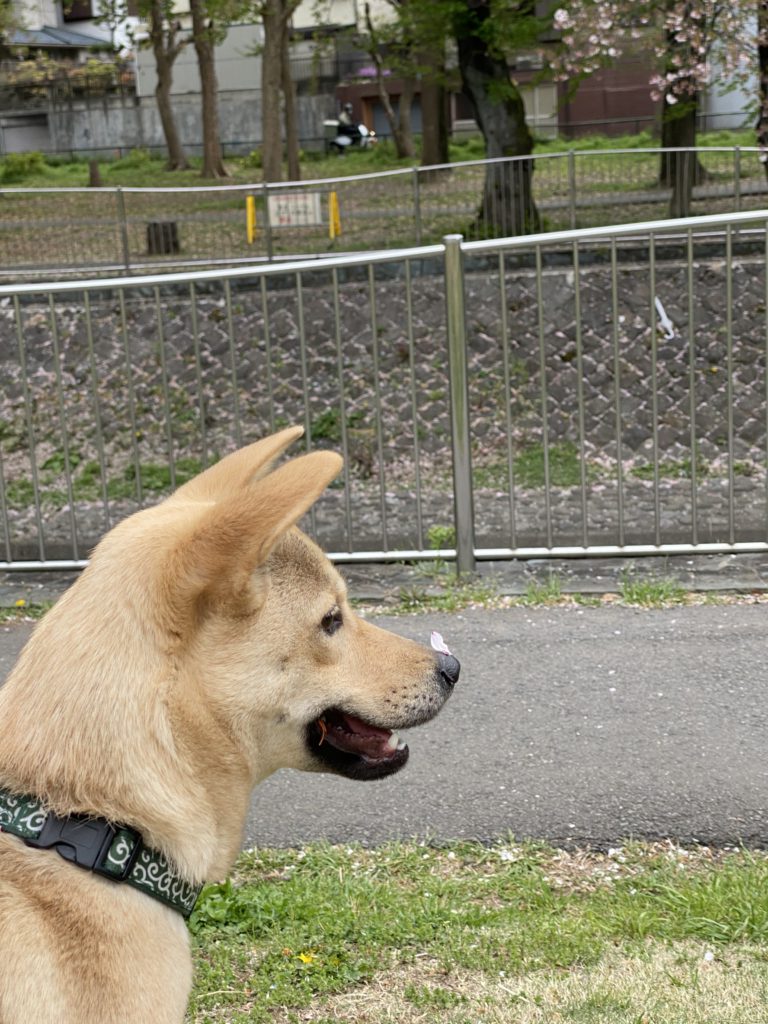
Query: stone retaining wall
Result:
<box><xmin>1</xmin><ymin>249</ymin><xmax>767</xmax><ymax>556</ymax></box>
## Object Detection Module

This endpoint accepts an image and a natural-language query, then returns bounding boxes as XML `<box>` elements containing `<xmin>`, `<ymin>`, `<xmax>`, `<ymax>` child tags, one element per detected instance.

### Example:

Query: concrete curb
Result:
<box><xmin>3</xmin><ymin>552</ymin><xmax>768</xmax><ymax>609</ymax></box>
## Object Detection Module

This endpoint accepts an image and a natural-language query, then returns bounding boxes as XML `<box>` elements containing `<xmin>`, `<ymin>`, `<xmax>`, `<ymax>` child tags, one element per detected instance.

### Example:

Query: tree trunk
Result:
<box><xmin>88</xmin><ymin>159</ymin><xmax>103</xmax><ymax>186</ymax></box>
<box><xmin>155</xmin><ymin>52</ymin><xmax>189</xmax><ymax>170</ymax></box>
<box><xmin>661</xmin><ymin>92</ymin><xmax>697</xmax><ymax>218</ymax></box>
<box><xmin>189</xmin><ymin>0</ymin><xmax>227</xmax><ymax>179</ymax></box>
<box><xmin>420</xmin><ymin>46</ymin><xmax>449</xmax><ymax>169</ymax></box>
<box><xmin>372</xmin><ymin>67</ymin><xmax>414</xmax><ymax>157</ymax></box>
<box><xmin>658</xmin><ymin>93</ymin><xmax>706</xmax><ymax>189</ymax></box>
<box><xmin>148</xmin><ymin>0</ymin><xmax>189</xmax><ymax>171</ymax></box>
<box><xmin>456</xmin><ymin>0</ymin><xmax>538</xmax><ymax>236</ymax></box>
<box><xmin>396</xmin><ymin>78</ymin><xmax>416</xmax><ymax>157</ymax></box>
<box><xmin>757</xmin><ymin>0</ymin><xmax>768</xmax><ymax>181</ymax></box>
<box><xmin>281</xmin><ymin>18</ymin><xmax>301</xmax><ymax>181</ymax></box>
<box><xmin>364</xmin><ymin>0</ymin><xmax>414</xmax><ymax>158</ymax></box>
<box><xmin>657</xmin><ymin>2</ymin><xmax>705</xmax><ymax>194</ymax></box>
<box><xmin>261</xmin><ymin>0</ymin><xmax>284</xmax><ymax>182</ymax></box>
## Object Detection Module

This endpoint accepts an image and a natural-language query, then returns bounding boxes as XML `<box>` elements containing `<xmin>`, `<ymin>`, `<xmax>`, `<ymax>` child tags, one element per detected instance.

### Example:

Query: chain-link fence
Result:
<box><xmin>2</xmin><ymin>209</ymin><xmax>768</xmax><ymax>571</ymax></box>
<box><xmin>2</xmin><ymin>147</ymin><xmax>766</xmax><ymax>279</ymax></box>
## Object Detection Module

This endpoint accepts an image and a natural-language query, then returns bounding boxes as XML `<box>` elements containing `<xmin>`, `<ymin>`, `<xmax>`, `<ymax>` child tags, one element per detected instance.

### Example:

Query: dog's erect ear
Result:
<box><xmin>170</xmin><ymin>425</ymin><xmax>305</xmax><ymax>504</ymax></box>
<box><xmin>164</xmin><ymin>449</ymin><xmax>343</xmax><ymax>618</ymax></box>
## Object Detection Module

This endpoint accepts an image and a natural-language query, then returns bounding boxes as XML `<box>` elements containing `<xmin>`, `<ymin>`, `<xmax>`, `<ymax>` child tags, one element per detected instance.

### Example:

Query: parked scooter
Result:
<box><xmin>323</xmin><ymin>118</ymin><xmax>376</xmax><ymax>154</ymax></box>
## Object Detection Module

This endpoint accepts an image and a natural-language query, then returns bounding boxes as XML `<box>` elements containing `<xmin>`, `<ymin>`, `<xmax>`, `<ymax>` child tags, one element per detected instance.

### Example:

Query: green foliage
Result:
<box><xmin>3</xmin><ymin>479</ymin><xmax>36</xmax><ymax>506</ymax></box>
<box><xmin>0</xmin><ymin>151</ymin><xmax>47</xmax><ymax>183</ymax></box>
<box><xmin>0</xmin><ymin>55</ymin><xmax>121</xmax><ymax>92</ymax></box>
<box><xmin>630</xmin><ymin>454</ymin><xmax>709</xmax><ymax>481</ymax></box>
<box><xmin>619</xmin><ymin>572</ymin><xmax>686</xmax><ymax>608</ymax></box>
<box><xmin>41</xmin><ymin>451</ymin><xmax>81</xmax><ymax>477</ymax></box>
<box><xmin>473</xmin><ymin>443</ymin><xmax>589</xmax><ymax>492</ymax></box>
<box><xmin>427</xmin><ymin>524</ymin><xmax>456</xmax><ymax>550</ymax></box>
<box><xmin>188</xmin><ymin>842</ymin><xmax>768</xmax><ymax>1021</ymax></box>
<box><xmin>107</xmin><ymin>147</ymin><xmax>153</xmax><ymax>171</ymax></box>
<box><xmin>448</xmin><ymin>134</ymin><xmax>487</xmax><ymax>162</ymax></box>
<box><xmin>113</xmin><ymin>457</ymin><xmax>204</xmax><ymax>496</ymax></box>
<box><xmin>405</xmin><ymin>983</ymin><xmax>467</xmax><ymax>1008</ymax></box>
<box><xmin>0</xmin><ymin>125</ymin><xmax>752</xmax><ymax>191</ymax></box>
<box><xmin>242</xmin><ymin>148</ymin><xmax>262</xmax><ymax>170</ymax></box>
<box><xmin>0</xmin><ymin>601</ymin><xmax>53</xmax><ymax>622</ymax></box>
<box><xmin>513</xmin><ymin>441</ymin><xmax>584</xmax><ymax>489</ymax></box>
<box><xmin>397</xmin><ymin>574</ymin><xmax>498</xmax><ymax>613</ymax></box>
<box><xmin>310</xmin><ymin>408</ymin><xmax>365</xmax><ymax>443</ymax></box>
<box><xmin>522</xmin><ymin>573</ymin><xmax>562</xmax><ymax>606</ymax></box>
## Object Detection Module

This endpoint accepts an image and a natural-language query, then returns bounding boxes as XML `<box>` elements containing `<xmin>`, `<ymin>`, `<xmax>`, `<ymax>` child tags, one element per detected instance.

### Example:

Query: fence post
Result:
<box><xmin>413</xmin><ymin>167</ymin><xmax>422</xmax><ymax>245</ymax></box>
<box><xmin>568</xmin><ymin>149</ymin><xmax>577</xmax><ymax>230</ymax></box>
<box><xmin>443</xmin><ymin>234</ymin><xmax>476</xmax><ymax>575</ymax></box>
<box><xmin>733</xmin><ymin>146</ymin><xmax>741</xmax><ymax>212</ymax></box>
<box><xmin>262</xmin><ymin>183</ymin><xmax>273</xmax><ymax>261</ymax></box>
<box><xmin>115</xmin><ymin>187</ymin><xmax>130</xmax><ymax>272</ymax></box>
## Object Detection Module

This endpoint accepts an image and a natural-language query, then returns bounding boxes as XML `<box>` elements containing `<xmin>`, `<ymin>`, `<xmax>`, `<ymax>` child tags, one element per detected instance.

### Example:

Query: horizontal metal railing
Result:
<box><xmin>1</xmin><ymin>146</ymin><xmax>766</xmax><ymax>279</ymax></box>
<box><xmin>2</xmin><ymin>208</ymin><xmax>768</xmax><ymax>571</ymax></box>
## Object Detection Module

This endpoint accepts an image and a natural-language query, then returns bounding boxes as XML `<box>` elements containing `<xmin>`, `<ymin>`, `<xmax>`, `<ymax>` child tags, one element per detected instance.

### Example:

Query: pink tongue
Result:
<box><xmin>325</xmin><ymin>713</ymin><xmax>395</xmax><ymax>759</ymax></box>
<box><xmin>341</xmin><ymin>713</ymin><xmax>392</xmax><ymax>740</ymax></box>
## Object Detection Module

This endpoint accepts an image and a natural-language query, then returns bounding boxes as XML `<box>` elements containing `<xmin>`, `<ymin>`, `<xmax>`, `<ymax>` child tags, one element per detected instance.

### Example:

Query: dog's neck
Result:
<box><xmin>0</xmin><ymin>788</ymin><xmax>203</xmax><ymax>917</ymax></box>
<box><xmin>0</xmin><ymin>583</ymin><xmax>257</xmax><ymax>886</ymax></box>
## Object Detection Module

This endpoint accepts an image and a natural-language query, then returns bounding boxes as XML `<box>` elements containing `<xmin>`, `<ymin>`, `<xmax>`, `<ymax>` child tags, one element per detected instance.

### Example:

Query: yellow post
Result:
<box><xmin>246</xmin><ymin>195</ymin><xmax>257</xmax><ymax>244</ymax></box>
<box><xmin>329</xmin><ymin>191</ymin><xmax>341</xmax><ymax>239</ymax></box>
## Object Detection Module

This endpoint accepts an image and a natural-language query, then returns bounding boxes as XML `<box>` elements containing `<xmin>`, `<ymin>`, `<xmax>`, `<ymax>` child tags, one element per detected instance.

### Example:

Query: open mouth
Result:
<box><xmin>307</xmin><ymin>708</ymin><xmax>409</xmax><ymax>780</ymax></box>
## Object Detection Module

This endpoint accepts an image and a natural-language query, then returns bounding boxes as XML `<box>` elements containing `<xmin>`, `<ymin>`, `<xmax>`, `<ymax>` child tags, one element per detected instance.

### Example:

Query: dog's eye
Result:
<box><xmin>320</xmin><ymin>607</ymin><xmax>343</xmax><ymax>636</ymax></box>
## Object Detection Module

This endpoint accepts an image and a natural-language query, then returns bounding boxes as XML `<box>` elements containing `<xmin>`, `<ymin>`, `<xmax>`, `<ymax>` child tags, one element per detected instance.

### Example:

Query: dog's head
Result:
<box><xmin>91</xmin><ymin>426</ymin><xmax>458</xmax><ymax>785</ymax></box>
<box><xmin>0</xmin><ymin>427</ymin><xmax>458</xmax><ymax>878</ymax></box>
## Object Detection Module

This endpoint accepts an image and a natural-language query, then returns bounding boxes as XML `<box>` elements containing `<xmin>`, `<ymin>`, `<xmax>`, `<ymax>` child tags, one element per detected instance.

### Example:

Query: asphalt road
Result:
<box><xmin>2</xmin><ymin>603</ymin><xmax>767</xmax><ymax>849</ymax></box>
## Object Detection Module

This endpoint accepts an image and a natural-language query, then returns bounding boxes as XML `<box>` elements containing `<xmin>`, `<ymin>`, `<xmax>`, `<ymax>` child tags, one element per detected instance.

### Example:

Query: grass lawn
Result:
<box><xmin>0</xmin><ymin>128</ymin><xmax>757</xmax><ymax>191</ymax></box>
<box><xmin>187</xmin><ymin>840</ymin><xmax>768</xmax><ymax>1023</ymax></box>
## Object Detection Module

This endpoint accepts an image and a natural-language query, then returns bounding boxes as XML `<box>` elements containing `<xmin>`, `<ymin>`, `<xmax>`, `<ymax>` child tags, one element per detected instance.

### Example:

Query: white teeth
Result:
<box><xmin>397</xmin><ymin>740</ymin><xmax>407</xmax><ymax>751</ymax></box>
<box><xmin>385</xmin><ymin>731</ymin><xmax>400</xmax><ymax>752</ymax></box>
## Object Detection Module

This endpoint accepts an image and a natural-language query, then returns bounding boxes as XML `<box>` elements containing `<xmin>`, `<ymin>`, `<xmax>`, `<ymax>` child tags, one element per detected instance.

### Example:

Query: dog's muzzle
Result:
<box><xmin>306</xmin><ymin>650</ymin><xmax>461</xmax><ymax>782</ymax></box>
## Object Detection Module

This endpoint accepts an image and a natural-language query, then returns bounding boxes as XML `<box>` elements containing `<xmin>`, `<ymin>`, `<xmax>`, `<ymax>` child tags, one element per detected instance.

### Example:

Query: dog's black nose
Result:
<box><xmin>436</xmin><ymin>652</ymin><xmax>460</xmax><ymax>689</ymax></box>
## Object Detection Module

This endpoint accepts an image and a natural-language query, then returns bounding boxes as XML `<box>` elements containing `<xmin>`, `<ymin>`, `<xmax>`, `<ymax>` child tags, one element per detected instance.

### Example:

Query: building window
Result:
<box><xmin>62</xmin><ymin>0</ymin><xmax>94</xmax><ymax>22</ymax></box>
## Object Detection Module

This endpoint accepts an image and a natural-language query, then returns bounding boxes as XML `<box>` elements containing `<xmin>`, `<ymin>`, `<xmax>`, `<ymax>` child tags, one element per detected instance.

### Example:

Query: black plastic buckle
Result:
<box><xmin>24</xmin><ymin>812</ymin><xmax>141</xmax><ymax>882</ymax></box>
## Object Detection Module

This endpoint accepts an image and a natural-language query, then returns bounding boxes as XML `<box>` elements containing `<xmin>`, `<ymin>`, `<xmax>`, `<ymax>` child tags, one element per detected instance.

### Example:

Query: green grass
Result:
<box><xmin>619</xmin><ymin>573</ymin><xmax>687</xmax><ymax>608</ymax></box>
<box><xmin>0</xmin><ymin>128</ymin><xmax>757</xmax><ymax>190</ymax></box>
<box><xmin>521</xmin><ymin>573</ymin><xmax>563</xmax><ymax>606</ymax></box>
<box><xmin>0</xmin><ymin>601</ymin><xmax>53</xmax><ymax>621</ymax></box>
<box><xmin>186</xmin><ymin>840</ymin><xmax>768</xmax><ymax>1023</ymax></box>
<box><xmin>475</xmin><ymin>442</ymin><xmax>589</xmax><ymax>492</ymax></box>
<box><xmin>630</xmin><ymin>455</ymin><xmax>709</xmax><ymax>481</ymax></box>
<box><xmin>397</xmin><ymin>574</ymin><xmax>499</xmax><ymax>614</ymax></box>
<box><xmin>2</xmin><ymin>457</ymin><xmax>206</xmax><ymax>508</ymax></box>
<box><xmin>377</xmin><ymin>567</ymin><xmax>721</xmax><ymax>614</ymax></box>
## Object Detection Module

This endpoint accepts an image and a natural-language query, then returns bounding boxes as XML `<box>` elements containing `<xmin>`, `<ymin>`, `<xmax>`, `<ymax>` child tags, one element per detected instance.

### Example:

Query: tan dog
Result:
<box><xmin>0</xmin><ymin>427</ymin><xmax>459</xmax><ymax>1024</ymax></box>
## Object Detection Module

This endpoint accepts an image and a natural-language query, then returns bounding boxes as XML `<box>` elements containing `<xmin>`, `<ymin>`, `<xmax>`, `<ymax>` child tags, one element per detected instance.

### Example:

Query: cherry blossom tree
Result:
<box><xmin>550</xmin><ymin>0</ymin><xmax>758</xmax><ymax>215</ymax></box>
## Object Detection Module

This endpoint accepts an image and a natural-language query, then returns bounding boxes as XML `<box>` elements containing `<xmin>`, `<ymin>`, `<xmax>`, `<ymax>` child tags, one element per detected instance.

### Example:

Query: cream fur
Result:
<box><xmin>0</xmin><ymin>428</ymin><xmax>449</xmax><ymax>1023</ymax></box>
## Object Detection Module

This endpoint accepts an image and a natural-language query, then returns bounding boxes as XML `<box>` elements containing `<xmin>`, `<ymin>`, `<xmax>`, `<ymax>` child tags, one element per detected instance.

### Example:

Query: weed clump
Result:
<box><xmin>0</xmin><ymin>151</ymin><xmax>47</xmax><ymax>183</ymax></box>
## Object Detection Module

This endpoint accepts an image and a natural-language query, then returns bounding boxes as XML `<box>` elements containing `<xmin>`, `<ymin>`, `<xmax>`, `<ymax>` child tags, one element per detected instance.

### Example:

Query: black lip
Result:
<box><xmin>306</xmin><ymin>713</ymin><xmax>410</xmax><ymax>781</ymax></box>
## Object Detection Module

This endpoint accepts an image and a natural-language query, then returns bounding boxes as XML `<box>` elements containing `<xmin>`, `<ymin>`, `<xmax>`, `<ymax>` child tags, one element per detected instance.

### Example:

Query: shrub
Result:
<box><xmin>109</xmin><ymin>147</ymin><xmax>153</xmax><ymax>170</ymax></box>
<box><xmin>0</xmin><ymin>151</ymin><xmax>47</xmax><ymax>183</ymax></box>
<box><xmin>242</xmin><ymin>149</ymin><xmax>262</xmax><ymax>170</ymax></box>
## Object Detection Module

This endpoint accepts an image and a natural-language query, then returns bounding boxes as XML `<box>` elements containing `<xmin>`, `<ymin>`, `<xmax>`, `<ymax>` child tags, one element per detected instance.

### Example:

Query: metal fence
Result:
<box><xmin>2</xmin><ymin>207</ymin><xmax>768</xmax><ymax>572</ymax></box>
<box><xmin>2</xmin><ymin>147</ymin><xmax>767</xmax><ymax>279</ymax></box>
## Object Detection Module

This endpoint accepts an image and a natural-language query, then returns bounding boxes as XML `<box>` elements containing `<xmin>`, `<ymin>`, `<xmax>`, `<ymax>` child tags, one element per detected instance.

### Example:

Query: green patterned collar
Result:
<box><xmin>0</xmin><ymin>788</ymin><xmax>201</xmax><ymax>919</ymax></box>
